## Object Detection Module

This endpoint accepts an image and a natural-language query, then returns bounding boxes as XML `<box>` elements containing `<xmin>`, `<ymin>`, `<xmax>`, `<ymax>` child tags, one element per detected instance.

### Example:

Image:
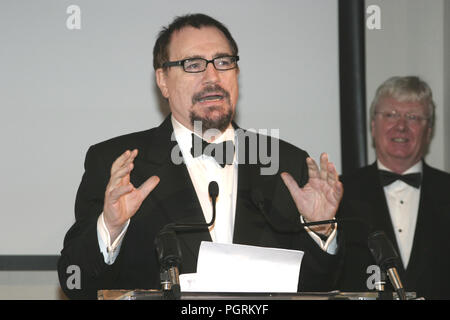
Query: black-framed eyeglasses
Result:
<box><xmin>162</xmin><ymin>55</ymin><xmax>239</xmax><ymax>73</ymax></box>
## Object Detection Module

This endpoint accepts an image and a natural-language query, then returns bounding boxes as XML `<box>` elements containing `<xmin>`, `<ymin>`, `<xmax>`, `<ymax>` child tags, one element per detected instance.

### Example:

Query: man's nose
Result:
<box><xmin>394</xmin><ymin>115</ymin><xmax>408</xmax><ymax>131</ymax></box>
<box><xmin>202</xmin><ymin>62</ymin><xmax>220</xmax><ymax>84</ymax></box>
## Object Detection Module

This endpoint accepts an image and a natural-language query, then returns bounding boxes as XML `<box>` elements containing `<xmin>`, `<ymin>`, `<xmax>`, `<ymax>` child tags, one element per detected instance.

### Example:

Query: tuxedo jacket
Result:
<box><xmin>337</xmin><ymin>162</ymin><xmax>450</xmax><ymax>299</ymax></box>
<box><xmin>58</xmin><ymin>116</ymin><xmax>342</xmax><ymax>299</ymax></box>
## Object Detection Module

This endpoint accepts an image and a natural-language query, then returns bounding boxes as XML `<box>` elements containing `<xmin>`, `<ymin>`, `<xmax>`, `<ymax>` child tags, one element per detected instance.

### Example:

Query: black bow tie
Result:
<box><xmin>378</xmin><ymin>170</ymin><xmax>422</xmax><ymax>188</ymax></box>
<box><xmin>190</xmin><ymin>134</ymin><xmax>235</xmax><ymax>167</ymax></box>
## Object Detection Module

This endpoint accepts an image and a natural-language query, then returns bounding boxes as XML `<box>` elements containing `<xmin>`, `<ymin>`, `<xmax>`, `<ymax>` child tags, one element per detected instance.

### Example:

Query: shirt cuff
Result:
<box><xmin>97</xmin><ymin>213</ymin><xmax>130</xmax><ymax>265</ymax></box>
<box><xmin>300</xmin><ymin>216</ymin><xmax>338</xmax><ymax>254</ymax></box>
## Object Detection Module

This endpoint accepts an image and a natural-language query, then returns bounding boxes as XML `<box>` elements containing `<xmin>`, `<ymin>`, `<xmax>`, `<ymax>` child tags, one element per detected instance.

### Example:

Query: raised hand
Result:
<box><xmin>103</xmin><ymin>149</ymin><xmax>160</xmax><ymax>241</ymax></box>
<box><xmin>281</xmin><ymin>153</ymin><xmax>343</xmax><ymax>236</ymax></box>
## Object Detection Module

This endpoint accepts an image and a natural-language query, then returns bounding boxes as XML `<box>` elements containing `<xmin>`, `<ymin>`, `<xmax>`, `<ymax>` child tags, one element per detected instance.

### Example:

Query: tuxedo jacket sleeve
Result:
<box><xmin>58</xmin><ymin>117</ymin><xmax>342</xmax><ymax>299</ymax></box>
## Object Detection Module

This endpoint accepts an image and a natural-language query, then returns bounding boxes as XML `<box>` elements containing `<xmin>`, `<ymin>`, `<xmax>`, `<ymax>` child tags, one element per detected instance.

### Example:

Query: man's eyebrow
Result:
<box><xmin>181</xmin><ymin>52</ymin><xmax>234</xmax><ymax>60</ymax></box>
<box><xmin>213</xmin><ymin>52</ymin><xmax>234</xmax><ymax>58</ymax></box>
<box><xmin>182</xmin><ymin>54</ymin><xmax>204</xmax><ymax>60</ymax></box>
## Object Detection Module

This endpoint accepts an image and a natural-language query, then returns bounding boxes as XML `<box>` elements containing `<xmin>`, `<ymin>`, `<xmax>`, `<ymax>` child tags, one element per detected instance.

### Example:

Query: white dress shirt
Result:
<box><xmin>378</xmin><ymin>160</ymin><xmax>422</xmax><ymax>268</ymax></box>
<box><xmin>97</xmin><ymin>115</ymin><xmax>337</xmax><ymax>264</ymax></box>
<box><xmin>172</xmin><ymin>116</ymin><xmax>238</xmax><ymax>244</ymax></box>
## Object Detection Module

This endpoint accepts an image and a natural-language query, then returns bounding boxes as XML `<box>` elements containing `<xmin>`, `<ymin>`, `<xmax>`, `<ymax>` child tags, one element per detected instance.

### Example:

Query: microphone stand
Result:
<box><xmin>154</xmin><ymin>181</ymin><xmax>220</xmax><ymax>300</ymax></box>
<box><xmin>155</xmin><ymin>225</ymin><xmax>182</xmax><ymax>300</ymax></box>
<box><xmin>368</xmin><ymin>230</ymin><xmax>407</xmax><ymax>300</ymax></box>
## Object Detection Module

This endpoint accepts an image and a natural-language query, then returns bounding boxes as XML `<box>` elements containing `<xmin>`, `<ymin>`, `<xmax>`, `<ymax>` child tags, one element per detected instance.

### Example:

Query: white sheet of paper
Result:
<box><xmin>180</xmin><ymin>241</ymin><xmax>304</xmax><ymax>293</ymax></box>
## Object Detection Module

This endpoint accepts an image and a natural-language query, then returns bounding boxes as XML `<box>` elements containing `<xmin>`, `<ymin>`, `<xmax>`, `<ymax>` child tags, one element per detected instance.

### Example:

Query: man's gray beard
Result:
<box><xmin>190</xmin><ymin>107</ymin><xmax>234</xmax><ymax>133</ymax></box>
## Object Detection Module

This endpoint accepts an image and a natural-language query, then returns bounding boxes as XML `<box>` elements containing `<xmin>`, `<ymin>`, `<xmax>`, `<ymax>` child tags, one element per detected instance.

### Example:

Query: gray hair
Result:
<box><xmin>369</xmin><ymin>76</ymin><xmax>436</xmax><ymax>128</ymax></box>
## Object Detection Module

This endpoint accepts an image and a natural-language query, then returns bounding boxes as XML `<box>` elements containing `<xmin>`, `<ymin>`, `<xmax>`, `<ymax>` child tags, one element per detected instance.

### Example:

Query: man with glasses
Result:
<box><xmin>337</xmin><ymin>76</ymin><xmax>450</xmax><ymax>299</ymax></box>
<box><xmin>58</xmin><ymin>13</ymin><xmax>343</xmax><ymax>299</ymax></box>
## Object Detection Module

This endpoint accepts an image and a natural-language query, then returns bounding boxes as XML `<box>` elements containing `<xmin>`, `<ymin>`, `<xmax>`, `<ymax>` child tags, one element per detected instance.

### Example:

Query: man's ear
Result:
<box><xmin>155</xmin><ymin>68</ymin><xmax>169</xmax><ymax>98</ymax></box>
<box><xmin>426</xmin><ymin>125</ymin><xmax>433</xmax><ymax>144</ymax></box>
<box><xmin>370</xmin><ymin>119</ymin><xmax>375</xmax><ymax>139</ymax></box>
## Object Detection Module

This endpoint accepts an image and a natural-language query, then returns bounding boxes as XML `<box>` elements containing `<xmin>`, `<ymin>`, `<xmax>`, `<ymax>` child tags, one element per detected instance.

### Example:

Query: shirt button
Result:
<box><xmin>398</xmin><ymin>228</ymin><xmax>402</xmax><ymax>233</ymax></box>
<box><xmin>400</xmin><ymin>200</ymin><xmax>404</xmax><ymax>204</ymax></box>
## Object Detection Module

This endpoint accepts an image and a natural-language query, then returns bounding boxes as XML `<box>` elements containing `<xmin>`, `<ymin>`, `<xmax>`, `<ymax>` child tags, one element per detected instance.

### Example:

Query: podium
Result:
<box><xmin>98</xmin><ymin>289</ymin><xmax>417</xmax><ymax>300</ymax></box>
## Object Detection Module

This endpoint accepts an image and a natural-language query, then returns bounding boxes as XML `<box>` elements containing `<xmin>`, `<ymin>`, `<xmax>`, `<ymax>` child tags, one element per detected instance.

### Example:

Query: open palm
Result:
<box><xmin>281</xmin><ymin>153</ymin><xmax>343</xmax><ymax>235</ymax></box>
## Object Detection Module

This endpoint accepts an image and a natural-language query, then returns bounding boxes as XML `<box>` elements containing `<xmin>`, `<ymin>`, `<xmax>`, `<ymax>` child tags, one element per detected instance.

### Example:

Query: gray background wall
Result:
<box><xmin>0</xmin><ymin>0</ymin><xmax>340</xmax><ymax>257</ymax></box>
<box><xmin>0</xmin><ymin>0</ymin><xmax>449</xmax><ymax>299</ymax></box>
<box><xmin>365</xmin><ymin>0</ymin><xmax>450</xmax><ymax>170</ymax></box>
<box><xmin>0</xmin><ymin>0</ymin><xmax>340</xmax><ymax>299</ymax></box>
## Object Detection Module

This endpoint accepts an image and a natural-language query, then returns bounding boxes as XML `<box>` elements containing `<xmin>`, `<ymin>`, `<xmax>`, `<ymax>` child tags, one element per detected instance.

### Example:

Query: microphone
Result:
<box><xmin>166</xmin><ymin>181</ymin><xmax>219</xmax><ymax>231</ymax></box>
<box><xmin>367</xmin><ymin>230</ymin><xmax>407</xmax><ymax>300</ymax></box>
<box><xmin>155</xmin><ymin>181</ymin><xmax>220</xmax><ymax>299</ymax></box>
<box><xmin>155</xmin><ymin>226</ymin><xmax>182</xmax><ymax>299</ymax></box>
<box><xmin>207</xmin><ymin>180</ymin><xmax>219</xmax><ymax>228</ymax></box>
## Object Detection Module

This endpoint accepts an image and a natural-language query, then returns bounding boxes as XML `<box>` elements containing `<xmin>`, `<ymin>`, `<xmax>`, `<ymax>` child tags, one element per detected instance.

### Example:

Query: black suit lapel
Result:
<box><xmin>349</xmin><ymin>163</ymin><xmax>405</xmax><ymax>271</ymax></box>
<box><xmin>232</xmin><ymin>129</ymin><xmax>278</xmax><ymax>247</ymax></box>
<box><xmin>371</xmin><ymin>163</ymin><xmax>404</xmax><ymax>261</ymax></box>
<box><xmin>403</xmin><ymin>163</ymin><xmax>434</xmax><ymax>285</ymax></box>
<box><xmin>232</xmin><ymin>162</ymin><xmax>268</xmax><ymax>245</ymax></box>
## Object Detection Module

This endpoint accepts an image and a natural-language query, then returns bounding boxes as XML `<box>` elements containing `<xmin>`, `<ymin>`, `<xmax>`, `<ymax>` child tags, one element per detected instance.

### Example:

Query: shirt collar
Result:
<box><xmin>377</xmin><ymin>159</ymin><xmax>423</xmax><ymax>175</ymax></box>
<box><xmin>171</xmin><ymin>115</ymin><xmax>235</xmax><ymax>152</ymax></box>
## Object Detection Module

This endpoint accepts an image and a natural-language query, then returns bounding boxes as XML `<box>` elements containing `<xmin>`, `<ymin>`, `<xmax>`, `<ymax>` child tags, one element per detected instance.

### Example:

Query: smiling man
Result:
<box><xmin>337</xmin><ymin>76</ymin><xmax>450</xmax><ymax>299</ymax></box>
<box><xmin>58</xmin><ymin>13</ymin><xmax>343</xmax><ymax>300</ymax></box>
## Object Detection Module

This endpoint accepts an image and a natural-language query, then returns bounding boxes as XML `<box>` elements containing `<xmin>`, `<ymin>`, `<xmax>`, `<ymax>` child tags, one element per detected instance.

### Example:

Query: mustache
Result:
<box><xmin>191</xmin><ymin>84</ymin><xmax>230</xmax><ymax>104</ymax></box>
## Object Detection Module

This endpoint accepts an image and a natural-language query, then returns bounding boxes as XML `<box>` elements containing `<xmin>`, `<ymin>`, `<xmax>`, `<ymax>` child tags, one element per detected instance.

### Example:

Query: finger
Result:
<box><xmin>108</xmin><ymin>184</ymin><xmax>134</xmax><ymax>203</ymax></box>
<box><xmin>111</xmin><ymin>149</ymin><xmax>138</xmax><ymax>176</ymax></box>
<box><xmin>111</xmin><ymin>150</ymin><xmax>132</xmax><ymax>174</ymax></box>
<box><xmin>326</xmin><ymin>162</ymin><xmax>338</xmax><ymax>186</ymax></box>
<box><xmin>119</xmin><ymin>149</ymin><xmax>138</xmax><ymax>185</ymax></box>
<box><xmin>108</xmin><ymin>162</ymin><xmax>134</xmax><ymax>189</ymax></box>
<box><xmin>319</xmin><ymin>153</ymin><xmax>329</xmax><ymax>180</ymax></box>
<box><xmin>306</xmin><ymin>157</ymin><xmax>320</xmax><ymax>179</ymax></box>
<box><xmin>281</xmin><ymin>172</ymin><xmax>300</xmax><ymax>196</ymax></box>
<box><xmin>333</xmin><ymin>180</ymin><xmax>344</xmax><ymax>202</ymax></box>
<box><xmin>138</xmin><ymin>176</ymin><xmax>160</xmax><ymax>199</ymax></box>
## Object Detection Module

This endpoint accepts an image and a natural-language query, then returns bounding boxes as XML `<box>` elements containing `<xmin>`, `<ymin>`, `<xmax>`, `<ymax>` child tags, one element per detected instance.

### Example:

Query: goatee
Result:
<box><xmin>190</xmin><ymin>107</ymin><xmax>233</xmax><ymax>133</ymax></box>
<box><xmin>190</xmin><ymin>84</ymin><xmax>234</xmax><ymax>133</ymax></box>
